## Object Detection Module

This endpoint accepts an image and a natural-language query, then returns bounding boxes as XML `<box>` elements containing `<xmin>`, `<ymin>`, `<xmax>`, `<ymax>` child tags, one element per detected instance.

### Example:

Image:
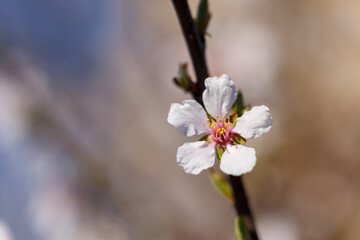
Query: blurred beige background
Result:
<box><xmin>0</xmin><ymin>0</ymin><xmax>359</xmax><ymax>239</ymax></box>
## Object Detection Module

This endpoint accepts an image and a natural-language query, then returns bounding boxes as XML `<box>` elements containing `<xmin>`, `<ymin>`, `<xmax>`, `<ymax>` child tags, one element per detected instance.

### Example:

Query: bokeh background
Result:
<box><xmin>0</xmin><ymin>0</ymin><xmax>359</xmax><ymax>239</ymax></box>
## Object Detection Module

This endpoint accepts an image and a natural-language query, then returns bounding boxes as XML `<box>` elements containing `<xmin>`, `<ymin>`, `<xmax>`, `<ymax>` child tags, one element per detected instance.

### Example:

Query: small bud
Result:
<box><xmin>173</xmin><ymin>63</ymin><xmax>196</xmax><ymax>92</ymax></box>
<box><xmin>209</xmin><ymin>169</ymin><xmax>234</xmax><ymax>203</ymax></box>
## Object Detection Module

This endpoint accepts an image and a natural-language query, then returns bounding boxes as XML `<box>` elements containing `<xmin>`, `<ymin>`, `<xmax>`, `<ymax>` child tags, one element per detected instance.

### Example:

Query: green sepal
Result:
<box><xmin>198</xmin><ymin>134</ymin><xmax>213</xmax><ymax>143</ymax></box>
<box><xmin>199</xmin><ymin>135</ymin><xmax>209</xmax><ymax>141</ymax></box>
<box><xmin>231</xmin><ymin>91</ymin><xmax>246</xmax><ymax>116</ymax></box>
<box><xmin>229</xmin><ymin>112</ymin><xmax>238</xmax><ymax>127</ymax></box>
<box><xmin>215</xmin><ymin>144</ymin><xmax>226</xmax><ymax>161</ymax></box>
<box><xmin>206</xmin><ymin>112</ymin><xmax>216</xmax><ymax>124</ymax></box>
<box><xmin>196</xmin><ymin>0</ymin><xmax>211</xmax><ymax>37</ymax></box>
<box><xmin>234</xmin><ymin>216</ymin><xmax>251</xmax><ymax>240</ymax></box>
<box><xmin>209</xmin><ymin>169</ymin><xmax>234</xmax><ymax>202</ymax></box>
<box><xmin>173</xmin><ymin>63</ymin><xmax>196</xmax><ymax>92</ymax></box>
<box><xmin>231</xmin><ymin>133</ymin><xmax>247</xmax><ymax>145</ymax></box>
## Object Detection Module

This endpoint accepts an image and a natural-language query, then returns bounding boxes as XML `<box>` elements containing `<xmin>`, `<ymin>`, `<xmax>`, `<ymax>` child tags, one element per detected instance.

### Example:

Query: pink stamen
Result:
<box><xmin>204</xmin><ymin>116</ymin><xmax>233</xmax><ymax>145</ymax></box>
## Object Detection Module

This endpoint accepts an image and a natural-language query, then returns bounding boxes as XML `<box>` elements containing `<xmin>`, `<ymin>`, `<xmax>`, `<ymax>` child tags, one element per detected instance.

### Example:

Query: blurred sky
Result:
<box><xmin>0</xmin><ymin>0</ymin><xmax>118</xmax><ymax>83</ymax></box>
<box><xmin>0</xmin><ymin>1</ymin><xmax>120</xmax><ymax>239</ymax></box>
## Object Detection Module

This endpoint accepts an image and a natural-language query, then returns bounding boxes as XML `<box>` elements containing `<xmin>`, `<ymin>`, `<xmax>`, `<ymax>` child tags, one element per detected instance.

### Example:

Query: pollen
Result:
<box><xmin>216</xmin><ymin>115</ymin><xmax>219</xmax><ymax>118</ymax></box>
<box><xmin>203</xmin><ymin>124</ymin><xmax>205</xmax><ymax>126</ymax></box>
<box><xmin>222</xmin><ymin>115</ymin><xmax>225</xmax><ymax>119</ymax></box>
<box><xmin>219</xmin><ymin>119</ymin><xmax>222</xmax><ymax>122</ymax></box>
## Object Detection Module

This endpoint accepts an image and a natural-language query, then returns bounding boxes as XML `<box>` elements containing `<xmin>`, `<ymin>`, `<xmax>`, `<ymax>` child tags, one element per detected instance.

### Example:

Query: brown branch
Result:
<box><xmin>171</xmin><ymin>0</ymin><xmax>259</xmax><ymax>239</ymax></box>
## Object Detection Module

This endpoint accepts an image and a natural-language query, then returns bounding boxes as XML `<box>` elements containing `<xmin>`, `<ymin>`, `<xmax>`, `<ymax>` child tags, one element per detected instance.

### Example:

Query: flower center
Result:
<box><xmin>203</xmin><ymin>115</ymin><xmax>233</xmax><ymax>144</ymax></box>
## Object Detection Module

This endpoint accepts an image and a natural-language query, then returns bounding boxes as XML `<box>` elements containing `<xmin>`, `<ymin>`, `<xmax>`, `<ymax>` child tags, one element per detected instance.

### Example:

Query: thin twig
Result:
<box><xmin>171</xmin><ymin>0</ymin><xmax>259</xmax><ymax>239</ymax></box>
<box><xmin>171</xmin><ymin>0</ymin><xmax>209</xmax><ymax>105</ymax></box>
<box><xmin>229</xmin><ymin>176</ymin><xmax>259</xmax><ymax>239</ymax></box>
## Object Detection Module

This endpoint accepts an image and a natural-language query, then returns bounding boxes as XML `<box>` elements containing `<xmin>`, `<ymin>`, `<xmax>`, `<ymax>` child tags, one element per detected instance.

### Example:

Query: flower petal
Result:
<box><xmin>167</xmin><ymin>100</ymin><xmax>208</xmax><ymax>136</ymax></box>
<box><xmin>232</xmin><ymin>105</ymin><xmax>272</xmax><ymax>139</ymax></box>
<box><xmin>177</xmin><ymin>141</ymin><xmax>216</xmax><ymax>175</ymax></box>
<box><xmin>203</xmin><ymin>74</ymin><xmax>237</xmax><ymax>118</ymax></box>
<box><xmin>220</xmin><ymin>145</ymin><xmax>256</xmax><ymax>176</ymax></box>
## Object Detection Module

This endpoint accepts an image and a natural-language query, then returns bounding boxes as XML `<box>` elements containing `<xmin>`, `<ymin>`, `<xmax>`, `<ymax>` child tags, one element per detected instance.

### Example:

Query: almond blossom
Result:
<box><xmin>167</xmin><ymin>74</ymin><xmax>272</xmax><ymax>176</ymax></box>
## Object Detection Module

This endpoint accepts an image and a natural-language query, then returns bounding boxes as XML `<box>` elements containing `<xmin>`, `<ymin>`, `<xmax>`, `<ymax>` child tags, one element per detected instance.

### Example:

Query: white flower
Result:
<box><xmin>167</xmin><ymin>74</ymin><xmax>272</xmax><ymax>176</ymax></box>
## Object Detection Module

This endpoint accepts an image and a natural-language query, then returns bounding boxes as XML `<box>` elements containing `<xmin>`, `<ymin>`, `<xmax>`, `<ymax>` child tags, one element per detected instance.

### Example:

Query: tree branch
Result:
<box><xmin>229</xmin><ymin>176</ymin><xmax>259</xmax><ymax>239</ymax></box>
<box><xmin>171</xmin><ymin>0</ymin><xmax>209</xmax><ymax>104</ymax></box>
<box><xmin>171</xmin><ymin>1</ymin><xmax>259</xmax><ymax>239</ymax></box>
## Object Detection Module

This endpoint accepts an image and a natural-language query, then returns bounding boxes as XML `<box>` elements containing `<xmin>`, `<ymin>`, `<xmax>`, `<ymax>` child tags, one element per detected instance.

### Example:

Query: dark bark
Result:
<box><xmin>229</xmin><ymin>176</ymin><xmax>259</xmax><ymax>239</ymax></box>
<box><xmin>171</xmin><ymin>0</ymin><xmax>209</xmax><ymax>105</ymax></box>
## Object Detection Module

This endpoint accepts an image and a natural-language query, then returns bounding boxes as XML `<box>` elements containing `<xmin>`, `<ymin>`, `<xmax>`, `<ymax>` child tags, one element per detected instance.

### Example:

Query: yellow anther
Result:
<box><xmin>219</xmin><ymin>119</ymin><xmax>222</xmax><ymax>122</ymax></box>
<box><xmin>207</xmin><ymin>119</ymin><xmax>210</xmax><ymax>122</ymax></box>
<box><xmin>220</xmin><ymin>131</ymin><xmax>224</xmax><ymax>134</ymax></box>
<box><xmin>211</xmin><ymin>134</ymin><xmax>214</xmax><ymax>137</ymax></box>
<box><xmin>227</xmin><ymin>117</ymin><xmax>230</xmax><ymax>120</ymax></box>
<box><xmin>203</xmin><ymin>124</ymin><xmax>205</xmax><ymax>126</ymax></box>
<box><xmin>222</xmin><ymin>115</ymin><xmax>225</xmax><ymax>119</ymax></box>
<box><xmin>216</xmin><ymin>115</ymin><xmax>219</xmax><ymax>118</ymax></box>
<box><xmin>218</xmin><ymin>137</ymin><xmax>221</xmax><ymax>140</ymax></box>
<box><xmin>224</xmin><ymin>123</ymin><xmax>228</xmax><ymax>127</ymax></box>
<box><xmin>224</xmin><ymin>129</ymin><xmax>227</xmax><ymax>132</ymax></box>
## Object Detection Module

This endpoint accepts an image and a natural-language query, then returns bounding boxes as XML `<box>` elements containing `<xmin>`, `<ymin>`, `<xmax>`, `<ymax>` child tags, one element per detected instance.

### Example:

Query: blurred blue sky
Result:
<box><xmin>0</xmin><ymin>143</ymin><xmax>37</xmax><ymax>240</ymax></box>
<box><xmin>0</xmin><ymin>0</ymin><xmax>119</xmax><ymax>80</ymax></box>
<box><xmin>0</xmin><ymin>1</ymin><xmax>121</xmax><ymax>239</ymax></box>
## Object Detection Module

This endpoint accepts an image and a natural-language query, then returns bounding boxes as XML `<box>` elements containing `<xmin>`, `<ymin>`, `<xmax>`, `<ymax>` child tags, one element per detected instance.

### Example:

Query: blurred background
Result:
<box><xmin>0</xmin><ymin>0</ymin><xmax>359</xmax><ymax>239</ymax></box>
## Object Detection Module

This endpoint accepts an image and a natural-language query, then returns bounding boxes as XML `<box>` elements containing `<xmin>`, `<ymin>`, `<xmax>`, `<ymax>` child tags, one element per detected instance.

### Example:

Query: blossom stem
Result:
<box><xmin>171</xmin><ymin>1</ymin><xmax>259</xmax><ymax>239</ymax></box>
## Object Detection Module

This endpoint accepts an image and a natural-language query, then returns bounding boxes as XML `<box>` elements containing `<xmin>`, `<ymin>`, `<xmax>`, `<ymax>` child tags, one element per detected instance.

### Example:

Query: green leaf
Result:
<box><xmin>215</xmin><ymin>144</ymin><xmax>226</xmax><ymax>161</ymax></box>
<box><xmin>196</xmin><ymin>0</ymin><xmax>211</xmax><ymax>37</ymax></box>
<box><xmin>234</xmin><ymin>216</ymin><xmax>251</xmax><ymax>240</ymax></box>
<box><xmin>209</xmin><ymin>169</ymin><xmax>234</xmax><ymax>202</ymax></box>
<box><xmin>231</xmin><ymin>91</ymin><xmax>246</xmax><ymax>116</ymax></box>
<box><xmin>231</xmin><ymin>133</ymin><xmax>247</xmax><ymax>145</ymax></box>
<box><xmin>173</xmin><ymin>63</ymin><xmax>196</xmax><ymax>92</ymax></box>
